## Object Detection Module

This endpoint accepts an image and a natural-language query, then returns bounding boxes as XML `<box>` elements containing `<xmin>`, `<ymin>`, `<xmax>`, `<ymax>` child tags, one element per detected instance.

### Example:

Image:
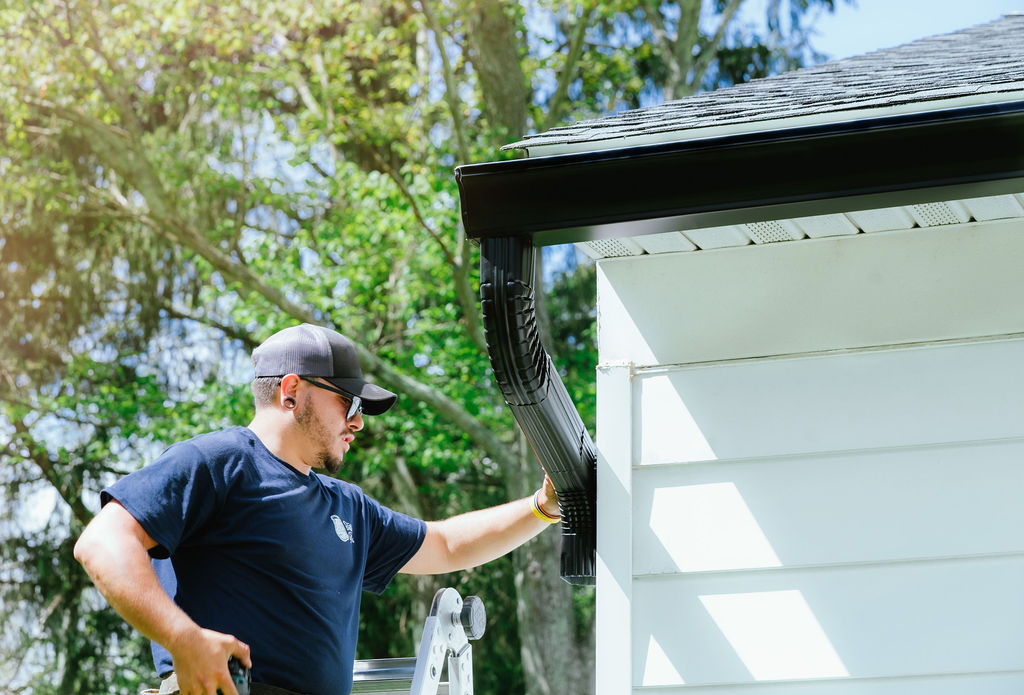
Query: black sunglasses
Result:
<box><xmin>299</xmin><ymin>377</ymin><xmax>363</xmax><ymax>421</ymax></box>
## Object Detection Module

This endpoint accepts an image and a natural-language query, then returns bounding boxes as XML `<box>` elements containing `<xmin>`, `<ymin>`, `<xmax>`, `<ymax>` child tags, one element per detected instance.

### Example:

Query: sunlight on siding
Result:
<box><xmin>700</xmin><ymin>590</ymin><xmax>849</xmax><ymax>681</ymax></box>
<box><xmin>642</xmin><ymin>634</ymin><xmax>686</xmax><ymax>686</ymax></box>
<box><xmin>650</xmin><ymin>482</ymin><xmax>781</xmax><ymax>572</ymax></box>
<box><xmin>640</xmin><ymin>374</ymin><xmax>716</xmax><ymax>463</ymax></box>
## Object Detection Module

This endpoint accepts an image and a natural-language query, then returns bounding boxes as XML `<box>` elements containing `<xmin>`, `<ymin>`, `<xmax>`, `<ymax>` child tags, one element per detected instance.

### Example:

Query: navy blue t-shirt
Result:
<box><xmin>101</xmin><ymin>427</ymin><xmax>426</xmax><ymax>695</ymax></box>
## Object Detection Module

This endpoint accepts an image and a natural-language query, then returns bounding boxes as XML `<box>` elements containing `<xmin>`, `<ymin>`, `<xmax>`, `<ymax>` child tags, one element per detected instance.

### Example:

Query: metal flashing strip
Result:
<box><xmin>455</xmin><ymin>100</ymin><xmax>1024</xmax><ymax>247</ymax></box>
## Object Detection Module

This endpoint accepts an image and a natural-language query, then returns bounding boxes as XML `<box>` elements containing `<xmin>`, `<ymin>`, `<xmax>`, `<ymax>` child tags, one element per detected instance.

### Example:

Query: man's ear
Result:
<box><xmin>279</xmin><ymin>374</ymin><xmax>301</xmax><ymax>409</ymax></box>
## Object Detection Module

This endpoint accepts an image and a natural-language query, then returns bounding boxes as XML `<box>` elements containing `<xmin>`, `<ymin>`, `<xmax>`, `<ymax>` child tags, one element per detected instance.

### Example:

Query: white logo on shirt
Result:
<box><xmin>330</xmin><ymin>514</ymin><xmax>354</xmax><ymax>543</ymax></box>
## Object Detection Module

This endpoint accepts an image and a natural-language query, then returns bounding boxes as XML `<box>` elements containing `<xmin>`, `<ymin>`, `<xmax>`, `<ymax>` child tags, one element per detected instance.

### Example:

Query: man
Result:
<box><xmin>74</xmin><ymin>323</ymin><xmax>561</xmax><ymax>695</ymax></box>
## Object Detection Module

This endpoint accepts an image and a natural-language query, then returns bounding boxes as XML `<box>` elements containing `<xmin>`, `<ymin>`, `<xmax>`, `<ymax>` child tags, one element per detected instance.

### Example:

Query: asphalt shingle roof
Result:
<box><xmin>507</xmin><ymin>13</ymin><xmax>1024</xmax><ymax>152</ymax></box>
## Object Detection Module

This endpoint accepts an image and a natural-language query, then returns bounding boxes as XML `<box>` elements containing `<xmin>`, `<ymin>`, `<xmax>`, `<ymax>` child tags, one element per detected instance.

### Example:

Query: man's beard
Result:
<box><xmin>314</xmin><ymin>450</ymin><xmax>342</xmax><ymax>475</ymax></box>
<box><xmin>295</xmin><ymin>394</ymin><xmax>344</xmax><ymax>474</ymax></box>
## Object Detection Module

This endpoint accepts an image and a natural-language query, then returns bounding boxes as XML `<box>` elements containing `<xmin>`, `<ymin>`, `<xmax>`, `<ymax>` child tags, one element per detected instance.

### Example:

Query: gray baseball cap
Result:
<box><xmin>251</xmin><ymin>323</ymin><xmax>397</xmax><ymax>415</ymax></box>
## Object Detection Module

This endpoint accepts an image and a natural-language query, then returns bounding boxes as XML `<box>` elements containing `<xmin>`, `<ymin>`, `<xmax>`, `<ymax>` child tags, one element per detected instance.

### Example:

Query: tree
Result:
<box><xmin>0</xmin><ymin>0</ymin><xmax>845</xmax><ymax>692</ymax></box>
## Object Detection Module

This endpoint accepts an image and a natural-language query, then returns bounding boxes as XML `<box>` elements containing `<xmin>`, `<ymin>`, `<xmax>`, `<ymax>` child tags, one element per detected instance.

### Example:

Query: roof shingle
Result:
<box><xmin>507</xmin><ymin>13</ymin><xmax>1024</xmax><ymax>153</ymax></box>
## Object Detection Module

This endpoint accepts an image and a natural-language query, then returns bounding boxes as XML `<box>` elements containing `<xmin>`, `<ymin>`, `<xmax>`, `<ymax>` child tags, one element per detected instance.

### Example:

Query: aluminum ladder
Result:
<box><xmin>352</xmin><ymin>588</ymin><xmax>485</xmax><ymax>695</ymax></box>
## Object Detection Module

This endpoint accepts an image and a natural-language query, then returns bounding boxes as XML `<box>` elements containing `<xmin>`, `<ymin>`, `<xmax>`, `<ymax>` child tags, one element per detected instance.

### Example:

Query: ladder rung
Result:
<box><xmin>351</xmin><ymin>657</ymin><xmax>450</xmax><ymax>694</ymax></box>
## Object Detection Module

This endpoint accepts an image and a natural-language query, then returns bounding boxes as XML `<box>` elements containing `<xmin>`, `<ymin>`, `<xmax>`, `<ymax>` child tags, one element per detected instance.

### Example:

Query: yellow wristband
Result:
<box><xmin>531</xmin><ymin>491</ymin><xmax>561</xmax><ymax>524</ymax></box>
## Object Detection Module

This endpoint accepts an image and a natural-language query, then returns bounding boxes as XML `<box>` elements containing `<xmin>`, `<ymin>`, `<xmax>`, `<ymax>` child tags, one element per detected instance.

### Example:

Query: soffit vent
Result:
<box><xmin>577</xmin><ymin>237</ymin><xmax>645</xmax><ymax>259</ymax></box>
<box><xmin>909</xmin><ymin>201</ymin><xmax>971</xmax><ymax>227</ymax></box>
<box><xmin>742</xmin><ymin>220</ymin><xmax>805</xmax><ymax>244</ymax></box>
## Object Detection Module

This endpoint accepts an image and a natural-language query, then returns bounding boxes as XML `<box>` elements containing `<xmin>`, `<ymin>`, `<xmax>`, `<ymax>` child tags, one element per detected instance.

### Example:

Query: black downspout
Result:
<box><xmin>479</xmin><ymin>236</ymin><xmax>597</xmax><ymax>585</ymax></box>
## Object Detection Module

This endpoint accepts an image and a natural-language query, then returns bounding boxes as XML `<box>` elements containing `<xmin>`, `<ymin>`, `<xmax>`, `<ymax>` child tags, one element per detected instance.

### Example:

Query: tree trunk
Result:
<box><xmin>462</xmin><ymin>0</ymin><xmax>529</xmax><ymax>142</ymax></box>
<box><xmin>509</xmin><ymin>434</ymin><xmax>595</xmax><ymax>695</ymax></box>
<box><xmin>515</xmin><ymin>526</ymin><xmax>595</xmax><ymax>695</ymax></box>
<box><xmin>386</xmin><ymin>456</ymin><xmax>440</xmax><ymax>642</ymax></box>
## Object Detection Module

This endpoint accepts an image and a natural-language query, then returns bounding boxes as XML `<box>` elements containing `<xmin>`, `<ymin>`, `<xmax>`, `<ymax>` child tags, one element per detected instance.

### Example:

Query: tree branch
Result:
<box><xmin>312</xmin><ymin>52</ymin><xmax>337</xmax><ymax>138</ymax></box>
<box><xmin>411</xmin><ymin>0</ymin><xmax>488</xmax><ymax>352</ymax></box>
<box><xmin>157</xmin><ymin>302</ymin><xmax>259</xmax><ymax>351</ymax></box>
<box><xmin>27</xmin><ymin>2</ymin><xmax>145</xmax><ymax>138</ymax></box>
<box><xmin>642</xmin><ymin>1</ymin><xmax>672</xmax><ymax>55</ymax></box>
<box><xmin>542</xmin><ymin>6</ymin><xmax>594</xmax><ymax>132</ymax></box>
<box><xmin>668</xmin><ymin>0</ymin><xmax>704</xmax><ymax>100</ymax></box>
<box><xmin>416</xmin><ymin>0</ymin><xmax>470</xmax><ymax>164</ymax></box>
<box><xmin>336</xmin><ymin>112</ymin><xmax>486</xmax><ymax>353</ymax></box>
<box><xmin>10</xmin><ymin>418</ymin><xmax>91</xmax><ymax>526</ymax></box>
<box><xmin>22</xmin><ymin>98</ymin><xmax>518</xmax><ymax>473</ymax></box>
<box><xmin>338</xmin><ymin>115</ymin><xmax>457</xmax><ymax>266</ymax></box>
<box><xmin>291</xmin><ymin>70</ymin><xmax>344</xmax><ymax>167</ymax></box>
<box><xmin>78</xmin><ymin>3</ymin><xmax>148</xmax><ymax>136</ymax></box>
<box><xmin>24</xmin><ymin>60</ymin><xmax>524</xmax><ymax>487</ymax></box>
<box><xmin>297</xmin><ymin>3</ymin><xmax>485</xmax><ymax>354</ymax></box>
<box><xmin>453</xmin><ymin>219</ymin><xmax>486</xmax><ymax>353</ymax></box>
<box><xmin>689</xmin><ymin>0</ymin><xmax>747</xmax><ymax>93</ymax></box>
<box><xmin>0</xmin><ymin>394</ymin><xmax>103</xmax><ymax>430</ymax></box>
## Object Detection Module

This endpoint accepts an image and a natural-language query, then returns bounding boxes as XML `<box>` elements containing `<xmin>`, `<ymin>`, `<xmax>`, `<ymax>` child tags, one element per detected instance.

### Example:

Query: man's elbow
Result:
<box><xmin>74</xmin><ymin>509</ymin><xmax>124</xmax><ymax>578</ymax></box>
<box><xmin>73</xmin><ymin>523</ymin><xmax>103</xmax><ymax>577</ymax></box>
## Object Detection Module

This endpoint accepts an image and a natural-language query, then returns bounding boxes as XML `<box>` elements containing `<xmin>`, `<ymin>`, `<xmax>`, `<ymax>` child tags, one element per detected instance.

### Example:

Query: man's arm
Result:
<box><xmin>400</xmin><ymin>477</ymin><xmax>560</xmax><ymax>575</ymax></box>
<box><xmin>73</xmin><ymin>501</ymin><xmax>251</xmax><ymax>695</ymax></box>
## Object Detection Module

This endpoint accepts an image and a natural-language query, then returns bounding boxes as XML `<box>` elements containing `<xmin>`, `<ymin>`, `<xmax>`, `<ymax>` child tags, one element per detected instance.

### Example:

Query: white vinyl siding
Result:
<box><xmin>633</xmin><ymin>437</ymin><xmax>1024</xmax><ymax>574</ymax></box>
<box><xmin>595</xmin><ymin>220</ymin><xmax>1024</xmax><ymax>694</ymax></box>
<box><xmin>634</xmin><ymin>339</ymin><xmax>1024</xmax><ymax>464</ymax></box>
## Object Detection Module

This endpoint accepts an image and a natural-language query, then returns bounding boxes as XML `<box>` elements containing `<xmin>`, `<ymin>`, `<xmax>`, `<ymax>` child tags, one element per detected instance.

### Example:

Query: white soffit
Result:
<box><xmin>792</xmin><ymin>213</ymin><xmax>861</xmax><ymax>238</ymax></box>
<box><xmin>633</xmin><ymin>231</ymin><xmax>697</xmax><ymax>254</ymax></box>
<box><xmin>846</xmin><ymin>206</ymin><xmax>917</xmax><ymax>233</ymax></box>
<box><xmin>575</xmin><ymin>193</ymin><xmax>1024</xmax><ymax>259</ymax></box>
<box><xmin>964</xmin><ymin>194</ymin><xmax>1024</xmax><ymax>220</ymax></box>
<box><xmin>682</xmin><ymin>225</ymin><xmax>751</xmax><ymax>250</ymax></box>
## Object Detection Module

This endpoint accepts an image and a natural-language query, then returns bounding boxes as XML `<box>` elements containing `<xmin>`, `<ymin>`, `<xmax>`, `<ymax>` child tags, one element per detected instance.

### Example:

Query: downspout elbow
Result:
<box><xmin>479</xmin><ymin>236</ymin><xmax>597</xmax><ymax>585</ymax></box>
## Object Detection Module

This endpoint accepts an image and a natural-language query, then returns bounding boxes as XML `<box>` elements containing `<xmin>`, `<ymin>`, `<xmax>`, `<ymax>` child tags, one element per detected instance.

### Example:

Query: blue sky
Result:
<box><xmin>810</xmin><ymin>0</ymin><xmax>1021</xmax><ymax>60</ymax></box>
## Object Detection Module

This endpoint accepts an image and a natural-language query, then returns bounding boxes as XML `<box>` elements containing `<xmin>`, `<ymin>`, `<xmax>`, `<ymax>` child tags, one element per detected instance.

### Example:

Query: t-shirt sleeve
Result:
<box><xmin>100</xmin><ymin>441</ymin><xmax>226</xmax><ymax>559</ymax></box>
<box><xmin>361</xmin><ymin>495</ymin><xmax>426</xmax><ymax>595</ymax></box>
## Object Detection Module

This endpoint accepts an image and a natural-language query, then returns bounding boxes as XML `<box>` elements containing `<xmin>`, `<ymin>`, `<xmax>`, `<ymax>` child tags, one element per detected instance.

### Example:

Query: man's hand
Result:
<box><xmin>168</xmin><ymin>626</ymin><xmax>251</xmax><ymax>695</ymax></box>
<box><xmin>536</xmin><ymin>474</ymin><xmax>560</xmax><ymax>519</ymax></box>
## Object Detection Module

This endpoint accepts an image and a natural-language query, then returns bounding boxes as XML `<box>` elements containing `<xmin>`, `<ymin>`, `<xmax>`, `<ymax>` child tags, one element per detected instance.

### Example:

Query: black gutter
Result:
<box><xmin>462</xmin><ymin>99</ymin><xmax>1024</xmax><ymax>586</ymax></box>
<box><xmin>479</xmin><ymin>236</ymin><xmax>596</xmax><ymax>585</ymax></box>
<box><xmin>456</xmin><ymin>100</ymin><xmax>1024</xmax><ymax>246</ymax></box>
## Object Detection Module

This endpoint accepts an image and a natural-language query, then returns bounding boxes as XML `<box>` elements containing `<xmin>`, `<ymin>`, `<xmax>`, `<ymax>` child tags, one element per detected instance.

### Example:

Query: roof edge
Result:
<box><xmin>456</xmin><ymin>100</ymin><xmax>1024</xmax><ymax>245</ymax></box>
<box><xmin>513</xmin><ymin>89</ymin><xmax>1024</xmax><ymax>158</ymax></box>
